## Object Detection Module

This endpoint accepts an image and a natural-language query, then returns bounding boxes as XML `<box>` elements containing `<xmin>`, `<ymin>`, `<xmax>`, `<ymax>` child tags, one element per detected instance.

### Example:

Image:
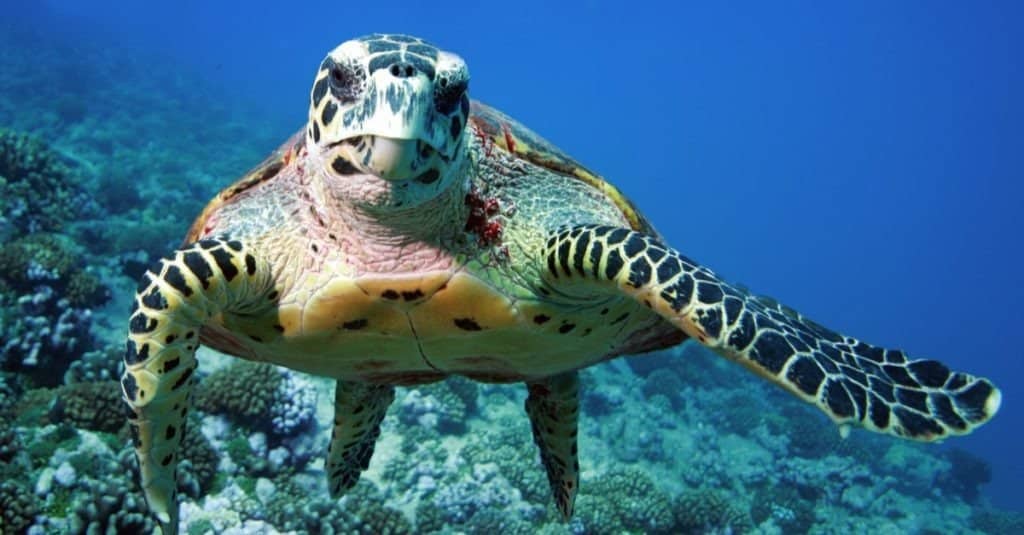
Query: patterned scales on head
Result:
<box><xmin>120</xmin><ymin>33</ymin><xmax>1001</xmax><ymax>533</ymax></box>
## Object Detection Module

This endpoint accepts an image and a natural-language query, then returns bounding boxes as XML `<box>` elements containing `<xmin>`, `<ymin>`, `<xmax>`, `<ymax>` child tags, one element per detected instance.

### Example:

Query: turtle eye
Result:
<box><xmin>435</xmin><ymin>77</ymin><xmax>468</xmax><ymax>115</ymax></box>
<box><xmin>330</xmin><ymin>66</ymin><xmax>355</xmax><ymax>91</ymax></box>
<box><xmin>327</xmin><ymin>62</ymin><xmax>362</xmax><ymax>104</ymax></box>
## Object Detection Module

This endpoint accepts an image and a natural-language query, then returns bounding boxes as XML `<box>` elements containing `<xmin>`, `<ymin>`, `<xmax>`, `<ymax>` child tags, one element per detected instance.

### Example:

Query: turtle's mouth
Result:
<box><xmin>328</xmin><ymin>135</ymin><xmax>446</xmax><ymax>183</ymax></box>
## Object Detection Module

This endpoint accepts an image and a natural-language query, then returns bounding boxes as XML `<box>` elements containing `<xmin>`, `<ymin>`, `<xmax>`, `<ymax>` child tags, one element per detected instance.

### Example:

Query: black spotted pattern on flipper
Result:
<box><xmin>121</xmin><ymin>238</ymin><xmax>274</xmax><ymax>531</ymax></box>
<box><xmin>542</xmin><ymin>225</ymin><xmax>1001</xmax><ymax>441</ymax></box>
<box><xmin>325</xmin><ymin>381</ymin><xmax>395</xmax><ymax>497</ymax></box>
<box><xmin>525</xmin><ymin>372</ymin><xmax>580</xmax><ymax>520</ymax></box>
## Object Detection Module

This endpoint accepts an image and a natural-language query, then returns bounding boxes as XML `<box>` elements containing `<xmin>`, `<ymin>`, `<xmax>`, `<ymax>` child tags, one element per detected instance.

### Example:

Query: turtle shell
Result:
<box><xmin>468</xmin><ymin>100</ymin><xmax>656</xmax><ymax>235</ymax></box>
<box><xmin>184</xmin><ymin>130</ymin><xmax>306</xmax><ymax>244</ymax></box>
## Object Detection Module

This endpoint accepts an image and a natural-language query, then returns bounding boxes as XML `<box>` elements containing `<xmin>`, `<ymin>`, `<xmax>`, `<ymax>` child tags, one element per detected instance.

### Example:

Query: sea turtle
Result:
<box><xmin>121</xmin><ymin>34</ymin><xmax>1001</xmax><ymax>532</ymax></box>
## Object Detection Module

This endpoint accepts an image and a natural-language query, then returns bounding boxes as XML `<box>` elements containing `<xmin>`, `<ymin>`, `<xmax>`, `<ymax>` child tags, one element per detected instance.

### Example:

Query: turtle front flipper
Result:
<box><xmin>525</xmin><ymin>372</ymin><xmax>580</xmax><ymax>520</ymax></box>
<box><xmin>326</xmin><ymin>381</ymin><xmax>395</xmax><ymax>497</ymax></box>
<box><xmin>122</xmin><ymin>238</ymin><xmax>274</xmax><ymax>533</ymax></box>
<box><xmin>542</xmin><ymin>225</ymin><xmax>1001</xmax><ymax>441</ymax></box>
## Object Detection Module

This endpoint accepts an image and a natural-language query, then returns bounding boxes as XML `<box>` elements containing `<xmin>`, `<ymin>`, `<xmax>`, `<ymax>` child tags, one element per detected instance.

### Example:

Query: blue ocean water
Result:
<box><xmin>2</xmin><ymin>0</ymin><xmax>1021</xmax><ymax>532</ymax></box>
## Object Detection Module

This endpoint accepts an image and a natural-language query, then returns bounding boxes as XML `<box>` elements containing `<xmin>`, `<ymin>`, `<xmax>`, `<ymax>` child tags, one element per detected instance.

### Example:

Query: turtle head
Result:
<box><xmin>307</xmin><ymin>34</ymin><xmax>470</xmax><ymax>210</ymax></box>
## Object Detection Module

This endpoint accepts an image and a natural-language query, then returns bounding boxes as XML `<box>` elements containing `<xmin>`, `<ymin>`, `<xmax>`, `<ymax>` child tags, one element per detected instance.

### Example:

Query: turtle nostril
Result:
<box><xmin>387</xmin><ymin>62</ymin><xmax>418</xmax><ymax>78</ymax></box>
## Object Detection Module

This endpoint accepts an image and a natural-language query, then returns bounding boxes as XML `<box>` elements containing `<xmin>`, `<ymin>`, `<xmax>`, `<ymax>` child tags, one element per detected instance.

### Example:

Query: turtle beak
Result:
<box><xmin>364</xmin><ymin>137</ymin><xmax>422</xmax><ymax>179</ymax></box>
<box><xmin>332</xmin><ymin>135</ymin><xmax>440</xmax><ymax>182</ymax></box>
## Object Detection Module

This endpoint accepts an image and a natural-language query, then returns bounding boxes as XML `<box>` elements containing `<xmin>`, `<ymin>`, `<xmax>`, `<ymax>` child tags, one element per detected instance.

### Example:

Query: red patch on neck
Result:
<box><xmin>464</xmin><ymin>186</ymin><xmax>503</xmax><ymax>247</ymax></box>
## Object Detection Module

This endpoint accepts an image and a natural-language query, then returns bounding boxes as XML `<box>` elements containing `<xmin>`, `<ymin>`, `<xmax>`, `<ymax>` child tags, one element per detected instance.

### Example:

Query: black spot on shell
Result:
<box><xmin>343</xmin><ymin>319</ymin><xmax>368</xmax><ymax>330</ymax></box>
<box><xmin>401</xmin><ymin>289</ymin><xmax>424</xmax><ymax>301</ymax></box>
<box><xmin>533</xmin><ymin>314</ymin><xmax>551</xmax><ymax>324</ymax></box>
<box><xmin>245</xmin><ymin>254</ymin><xmax>256</xmax><ymax>276</ymax></box>
<box><xmin>454</xmin><ymin>318</ymin><xmax>482</xmax><ymax>331</ymax></box>
<box><xmin>381</xmin><ymin>290</ymin><xmax>400</xmax><ymax>300</ymax></box>
<box><xmin>558</xmin><ymin>323</ymin><xmax>576</xmax><ymax>334</ymax></box>
<box><xmin>166</xmin><ymin>425</ymin><xmax>176</xmax><ymax>440</ymax></box>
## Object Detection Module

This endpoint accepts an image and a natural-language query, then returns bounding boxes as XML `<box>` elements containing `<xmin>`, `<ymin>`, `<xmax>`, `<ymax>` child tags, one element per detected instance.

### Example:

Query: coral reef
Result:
<box><xmin>194</xmin><ymin>360</ymin><xmax>316</xmax><ymax>439</ymax></box>
<box><xmin>673</xmin><ymin>488</ymin><xmax>753</xmax><ymax>534</ymax></box>
<box><xmin>0</xmin><ymin>480</ymin><xmax>38</xmax><ymax>534</ymax></box>
<box><xmin>0</xmin><ymin>234</ymin><xmax>108</xmax><ymax>385</ymax></box>
<box><xmin>0</xmin><ymin>129</ymin><xmax>93</xmax><ymax>236</ymax></box>
<box><xmin>49</xmin><ymin>380</ymin><xmax>125</xmax><ymax>434</ymax></box>
<box><xmin>0</xmin><ymin>22</ymin><xmax>1013</xmax><ymax>535</ymax></box>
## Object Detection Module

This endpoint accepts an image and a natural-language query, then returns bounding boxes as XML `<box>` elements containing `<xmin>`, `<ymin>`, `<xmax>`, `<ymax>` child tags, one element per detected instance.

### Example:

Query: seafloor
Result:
<box><xmin>0</xmin><ymin>22</ymin><xmax>1021</xmax><ymax>535</ymax></box>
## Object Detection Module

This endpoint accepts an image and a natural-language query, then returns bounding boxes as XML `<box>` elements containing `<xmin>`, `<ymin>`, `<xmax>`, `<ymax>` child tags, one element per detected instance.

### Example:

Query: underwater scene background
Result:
<box><xmin>1</xmin><ymin>1</ymin><xmax>1021</xmax><ymax>533</ymax></box>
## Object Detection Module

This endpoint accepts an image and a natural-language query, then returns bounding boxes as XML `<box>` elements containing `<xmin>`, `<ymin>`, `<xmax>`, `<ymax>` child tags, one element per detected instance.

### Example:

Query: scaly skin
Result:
<box><xmin>122</xmin><ymin>34</ymin><xmax>1000</xmax><ymax>532</ymax></box>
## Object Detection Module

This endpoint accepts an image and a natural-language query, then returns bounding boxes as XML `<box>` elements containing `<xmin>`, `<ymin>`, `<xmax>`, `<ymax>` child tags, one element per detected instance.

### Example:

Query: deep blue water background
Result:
<box><xmin>19</xmin><ymin>0</ymin><xmax>1024</xmax><ymax>512</ymax></box>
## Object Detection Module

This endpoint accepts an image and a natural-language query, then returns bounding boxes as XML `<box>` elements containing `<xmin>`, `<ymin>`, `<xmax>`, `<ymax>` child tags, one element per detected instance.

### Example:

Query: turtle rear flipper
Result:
<box><xmin>122</xmin><ymin>238</ymin><xmax>275</xmax><ymax>533</ymax></box>
<box><xmin>326</xmin><ymin>381</ymin><xmax>395</xmax><ymax>497</ymax></box>
<box><xmin>543</xmin><ymin>225</ymin><xmax>1001</xmax><ymax>440</ymax></box>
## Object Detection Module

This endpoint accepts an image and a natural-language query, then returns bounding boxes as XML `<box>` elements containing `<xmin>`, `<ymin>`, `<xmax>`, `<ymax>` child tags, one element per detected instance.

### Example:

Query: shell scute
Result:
<box><xmin>469</xmin><ymin>101</ymin><xmax>654</xmax><ymax>234</ymax></box>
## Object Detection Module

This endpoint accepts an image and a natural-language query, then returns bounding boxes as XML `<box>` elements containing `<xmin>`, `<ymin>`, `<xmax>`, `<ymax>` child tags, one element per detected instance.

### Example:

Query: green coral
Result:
<box><xmin>585</xmin><ymin>467</ymin><xmax>675</xmax><ymax>533</ymax></box>
<box><xmin>673</xmin><ymin>488</ymin><xmax>753</xmax><ymax>534</ymax></box>
<box><xmin>572</xmin><ymin>494</ymin><xmax>626</xmax><ymax>534</ymax></box>
<box><xmin>50</xmin><ymin>380</ymin><xmax>125</xmax><ymax>433</ymax></box>
<box><xmin>0</xmin><ymin>233</ymin><xmax>108</xmax><ymax>307</ymax></box>
<box><xmin>194</xmin><ymin>360</ymin><xmax>282</xmax><ymax>425</ymax></box>
<box><xmin>0</xmin><ymin>480</ymin><xmax>39</xmax><ymax>534</ymax></box>
<box><xmin>0</xmin><ymin>128</ymin><xmax>90</xmax><ymax>235</ymax></box>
